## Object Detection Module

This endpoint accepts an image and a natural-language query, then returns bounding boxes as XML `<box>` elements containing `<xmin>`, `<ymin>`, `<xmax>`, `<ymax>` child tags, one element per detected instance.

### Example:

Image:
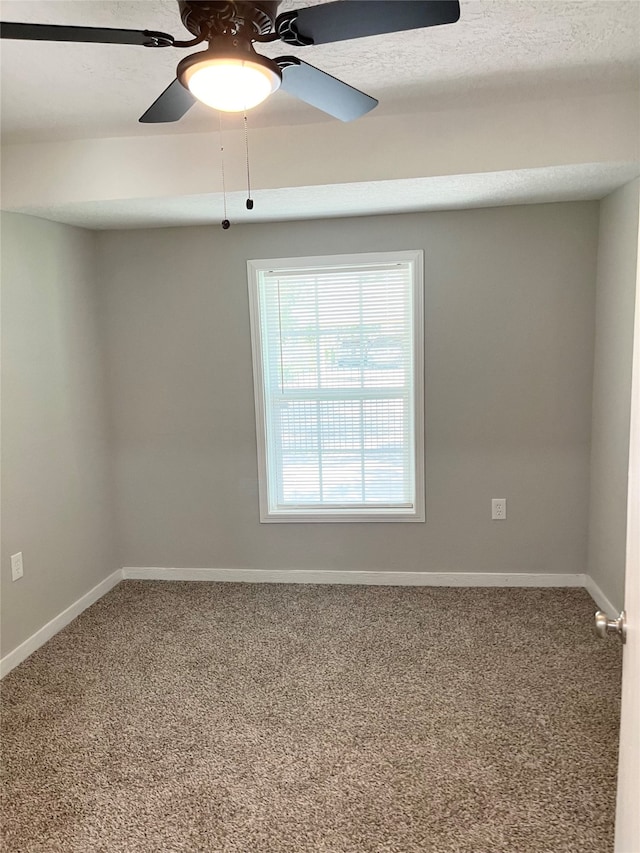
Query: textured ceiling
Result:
<box><xmin>11</xmin><ymin>163</ymin><xmax>639</xmax><ymax>230</ymax></box>
<box><xmin>2</xmin><ymin>1</ymin><xmax>638</xmax><ymax>229</ymax></box>
<box><xmin>1</xmin><ymin>0</ymin><xmax>639</xmax><ymax>142</ymax></box>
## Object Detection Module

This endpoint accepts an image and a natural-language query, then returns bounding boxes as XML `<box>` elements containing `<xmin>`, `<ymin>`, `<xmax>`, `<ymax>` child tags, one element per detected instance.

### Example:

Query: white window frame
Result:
<box><xmin>247</xmin><ymin>250</ymin><xmax>425</xmax><ymax>523</ymax></box>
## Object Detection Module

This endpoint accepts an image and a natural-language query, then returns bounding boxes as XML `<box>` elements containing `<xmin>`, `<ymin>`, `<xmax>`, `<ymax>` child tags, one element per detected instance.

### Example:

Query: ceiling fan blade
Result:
<box><xmin>276</xmin><ymin>57</ymin><xmax>377</xmax><ymax>122</ymax></box>
<box><xmin>0</xmin><ymin>21</ymin><xmax>174</xmax><ymax>47</ymax></box>
<box><xmin>139</xmin><ymin>79</ymin><xmax>197</xmax><ymax>123</ymax></box>
<box><xmin>278</xmin><ymin>1</ymin><xmax>460</xmax><ymax>46</ymax></box>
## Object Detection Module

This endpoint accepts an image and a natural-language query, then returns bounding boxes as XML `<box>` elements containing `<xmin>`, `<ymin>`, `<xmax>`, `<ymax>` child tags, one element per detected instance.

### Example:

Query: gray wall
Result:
<box><xmin>1</xmin><ymin>213</ymin><xmax>115</xmax><ymax>655</ymax></box>
<box><xmin>98</xmin><ymin>202</ymin><xmax>598</xmax><ymax>576</ymax></box>
<box><xmin>588</xmin><ymin>179</ymin><xmax>640</xmax><ymax>611</ymax></box>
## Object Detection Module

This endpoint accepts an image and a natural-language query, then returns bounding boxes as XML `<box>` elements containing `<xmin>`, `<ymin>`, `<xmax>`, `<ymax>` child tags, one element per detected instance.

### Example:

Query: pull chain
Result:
<box><xmin>244</xmin><ymin>112</ymin><xmax>254</xmax><ymax>210</ymax></box>
<box><xmin>219</xmin><ymin>112</ymin><xmax>230</xmax><ymax>229</ymax></box>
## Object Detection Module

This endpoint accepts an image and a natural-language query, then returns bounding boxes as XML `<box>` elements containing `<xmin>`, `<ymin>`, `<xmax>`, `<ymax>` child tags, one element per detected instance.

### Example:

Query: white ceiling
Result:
<box><xmin>1</xmin><ymin>0</ymin><xmax>639</xmax><ymax>142</ymax></box>
<box><xmin>12</xmin><ymin>163</ymin><xmax>640</xmax><ymax>230</ymax></box>
<box><xmin>1</xmin><ymin>1</ymin><xmax>639</xmax><ymax>228</ymax></box>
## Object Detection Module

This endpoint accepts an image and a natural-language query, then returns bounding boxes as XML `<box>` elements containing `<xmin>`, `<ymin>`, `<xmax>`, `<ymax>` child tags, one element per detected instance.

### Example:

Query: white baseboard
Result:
<box><xmin>123</xmin><ymin>566</ymin><xmax>588</xmax><ymax>588</ymax></box>
<box><xmin>583</xmin><ymin>575</ymin><xmax>619</xmax><ymax>617</ymax></box>
<box><xmin>0</xmin><ymin>569</ymin><xmax>123</xmax><ymax>679</ymax></box>
<box><xmin>2</xmin><ymin>567</ymin><xmax>612</xmax><ymax>680</ymax></box>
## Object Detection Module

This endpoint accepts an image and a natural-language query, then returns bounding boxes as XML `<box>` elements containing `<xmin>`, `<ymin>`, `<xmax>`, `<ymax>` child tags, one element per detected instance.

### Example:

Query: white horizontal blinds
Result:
<box><xmin>258</xmin><ymin>261</ymin><xmax>416</xmax><ymax>511</ymax></box>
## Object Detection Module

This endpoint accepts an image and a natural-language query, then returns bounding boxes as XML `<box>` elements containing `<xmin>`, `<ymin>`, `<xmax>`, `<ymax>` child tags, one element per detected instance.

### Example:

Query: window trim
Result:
<box><xmin>247</xmin><ymin>250</ymin><xmax>425</xmax><ymax>523</ymax></box>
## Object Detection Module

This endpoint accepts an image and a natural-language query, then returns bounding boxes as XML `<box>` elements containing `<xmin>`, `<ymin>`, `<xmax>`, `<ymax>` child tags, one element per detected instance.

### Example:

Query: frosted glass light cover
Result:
<box><xmin>184</xmin><ymin>58</ymin><xmax>280</xmax><ymax>112</ymax></box>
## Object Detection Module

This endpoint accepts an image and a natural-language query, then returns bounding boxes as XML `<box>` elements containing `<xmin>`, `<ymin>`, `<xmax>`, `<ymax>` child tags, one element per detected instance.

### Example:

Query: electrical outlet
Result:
<box><xmin>491</xmin><ymin>498</ymin><xmax>507</xmax><ymax>520</ymax></box>
<box><xmin>11</xmin><ymin>552</ymin><xmax>24</xmax><ymax>581</ymax></box>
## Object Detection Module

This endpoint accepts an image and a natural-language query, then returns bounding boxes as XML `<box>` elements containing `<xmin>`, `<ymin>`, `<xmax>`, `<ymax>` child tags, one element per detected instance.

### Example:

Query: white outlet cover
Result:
<box><xmin>11</xmin><ymin>551</ymin><xmax>24</xmax><ymax>580</ymax></box>
<box><xmin>491</xmin><ymin>499</ymin><xmax>507</xmax><ymax>520</ymax></box>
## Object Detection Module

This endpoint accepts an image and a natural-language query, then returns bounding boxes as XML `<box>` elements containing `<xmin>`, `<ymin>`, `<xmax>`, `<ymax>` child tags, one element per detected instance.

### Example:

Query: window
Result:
<box><xmin>247</xmin><ymin>250</ymin><xmax>425</xmax><ymax>522</ymax></box>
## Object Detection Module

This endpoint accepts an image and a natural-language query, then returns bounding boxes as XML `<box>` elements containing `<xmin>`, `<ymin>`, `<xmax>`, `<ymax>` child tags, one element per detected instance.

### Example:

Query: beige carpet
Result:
<box><xmin>1</xmin><ymin>582</ymin><xmax>621</xmax><ymax>852</ymax></box>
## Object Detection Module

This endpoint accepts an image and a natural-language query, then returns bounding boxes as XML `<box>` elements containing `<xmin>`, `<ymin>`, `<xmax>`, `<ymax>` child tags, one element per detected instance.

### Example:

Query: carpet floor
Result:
<box><xmin>1</xmin><ymin>582</ymin><xmax>622</xmax><ymax>853</ymax></box>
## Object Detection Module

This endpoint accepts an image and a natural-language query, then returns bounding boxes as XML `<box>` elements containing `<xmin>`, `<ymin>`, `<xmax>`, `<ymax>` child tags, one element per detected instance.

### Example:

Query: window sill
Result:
<box><xmin>260</xmin><ymin>509</ymin><xmax>426</xmax><ymax>523</ymax></box>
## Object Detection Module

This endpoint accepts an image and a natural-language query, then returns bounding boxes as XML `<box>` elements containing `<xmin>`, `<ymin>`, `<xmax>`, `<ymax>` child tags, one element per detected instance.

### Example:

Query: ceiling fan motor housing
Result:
<box><xmin>178</xmin><ymin>1</ymin><xmax>281</xmax><ymax>39</ymax></box>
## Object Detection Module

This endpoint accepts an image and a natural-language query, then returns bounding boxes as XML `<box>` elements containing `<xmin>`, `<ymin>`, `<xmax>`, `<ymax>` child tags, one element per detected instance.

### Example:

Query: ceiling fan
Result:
<box><xmin>0</xmin><ymin>1</ymin><xmax>461</xmax><ymax>124</ymax></box>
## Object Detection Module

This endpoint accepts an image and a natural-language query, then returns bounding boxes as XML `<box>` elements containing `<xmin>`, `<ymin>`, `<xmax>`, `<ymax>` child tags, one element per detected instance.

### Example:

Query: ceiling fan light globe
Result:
<box><xmin>183</xmin><ymin>57</ymin><xmax>281</xmax><ymax>112</ymax></box>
